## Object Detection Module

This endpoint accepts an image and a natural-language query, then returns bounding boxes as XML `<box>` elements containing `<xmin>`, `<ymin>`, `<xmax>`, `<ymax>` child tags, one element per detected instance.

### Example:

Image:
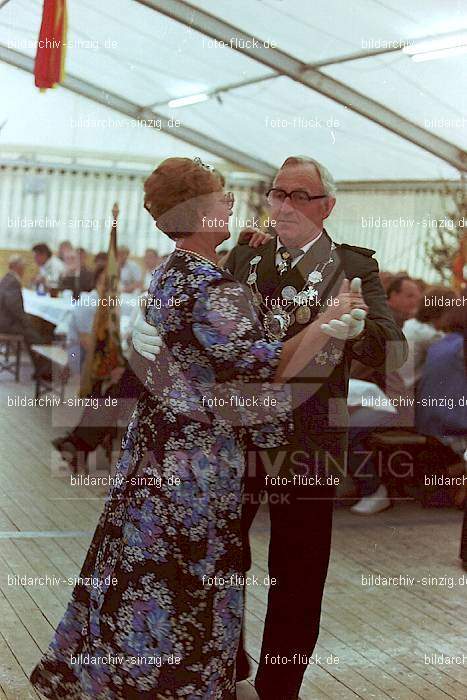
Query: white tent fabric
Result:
<box><xmin>0</xmin><ymin>0</ymin><xmax>466</xmax><ymax>180</ymax></box>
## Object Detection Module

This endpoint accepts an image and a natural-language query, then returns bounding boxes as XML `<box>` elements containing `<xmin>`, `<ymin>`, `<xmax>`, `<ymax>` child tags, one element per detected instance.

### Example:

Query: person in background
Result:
<box><xmin>57</xmin><ymin>240</ymin><xmax>73</xmax><ymax>262</ymax></box>
<box><xmin>379</xmin><ymin>270</ymin><xmax>395</xmax><ymax>292</ymax></box>
<box><xmin>416</xmin><ymin>302</ymin><xmax>467</xmax><ymax>456</ymax></box>
<box><xmin>348</xmin><ymin>286</ymin><xmax>456</xmax><ymax>515</ymax></box>
<box><xmin>142</xmin><ymin>247</ymin><xmax>160</xmax><ymax>289</ymax></box>
<box><xmin>117</xmin><ymin>245</ymin><xmax>142</xmax><ymax>292</ymax></box>
<box><xmin>66</xmin><ymin>264</ymin><xmax>106</xmax><ymax>375</ymax></box>
<box><xmin>417</xmin><ymin>302</ymin><xmax>467</xmax><ymax>512</ymax></box>
<box><xmin>93</xmin><ymin>251</ymin><xmax>108</xmax><ymax>268</ymax></box>
<box><xmin>77</xmin><ymin>246</ymin><xmax>93</xmax><ymax>275</ymax></box>
<box><xmin>386</xmin><ymin>275</ymin><xmax>422</xmax><ymax>328</ymax></box>
<box><xmin>54</xmin><ymin>264</ymin><xmax>143</xmax><ymax>471</ymax></box>
<box><xmin>0</xmin><ymin>255</ymin><xmax>50</xmax><ymax>377</ymax></box>
<box><xmin>59</xmin><ymin>249</ymin><xmax>94</xmax><ymax>299</ymax></box>
<box><xmin>399</xmin><ymin>286</ymin><xmax>457</xmax><ymax>391</ymax></box>
<box><xmin>32</xmin><ymin>243</ymin><xmax>65</xmax><ymax>289</ymax></box>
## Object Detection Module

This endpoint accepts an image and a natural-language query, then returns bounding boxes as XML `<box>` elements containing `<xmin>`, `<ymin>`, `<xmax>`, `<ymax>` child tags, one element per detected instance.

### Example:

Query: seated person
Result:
<box><xmin>400</xmin><ymin>286</ymin><xmax>457</xmax><ymax>391</ymax></box>
<box><xmin>0</xmin><ymin>255</ymin><xmax>51</xmax><ymax>377</ymax></box>
<box><xmin>57</xmin><ymin>240</ymin><xmax>73</xmax><ymax>262</ymax></box>
<box><xmin>416</xmin><ymin>301</ymin><xmax>467</xmax><ymax>459</ymax></box>
<box><xmin>117</xmin><ymin>245</ymin><xmax>142</xmax><ymax>293</ymax></box>
<box><xmin>142</xmin><ymin>248</ymin><xmax>161</xmax><ymax>290</ymax></box>
<box><xmin>32</xmin><ymin>243</ymin><xmax>65</xmax><ymax>289</ymax></box>
<box><xmin>59</xmin><ymin>249</ymin><xmax>94</xmax><ymax>299</ymax></box>
<box><xmin>55</xmin><ymin>264</ymin><xmax>143</xmax><ymax>470</ymax></box>
<box><xmin>66</xmin><ymin>264</ymin><xmax>105</xmax><ymax>375</ymax></box>
<box><xmin>94</xmin><ymin>251</ymin><xmax>108</xmax><ymax>267</ymax></box>
<box><xmin>347</xmin><ymin>283</ymin><xmax>452</xmax><ymax>515</ymax></box>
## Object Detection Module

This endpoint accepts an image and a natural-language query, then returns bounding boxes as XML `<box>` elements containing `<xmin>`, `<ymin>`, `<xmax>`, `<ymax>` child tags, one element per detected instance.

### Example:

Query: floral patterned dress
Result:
<box><xmin>31</xmin><ymin>250</ymin><xmax>292</xmax><ymax>699</ymax></box>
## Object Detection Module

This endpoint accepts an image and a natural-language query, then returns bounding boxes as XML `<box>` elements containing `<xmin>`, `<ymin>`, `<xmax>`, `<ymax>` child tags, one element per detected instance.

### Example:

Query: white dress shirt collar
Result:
<box><xmin>275</xmin><ymin>230</ymin><xmax>323</xmax><ymax>267</ymax></box>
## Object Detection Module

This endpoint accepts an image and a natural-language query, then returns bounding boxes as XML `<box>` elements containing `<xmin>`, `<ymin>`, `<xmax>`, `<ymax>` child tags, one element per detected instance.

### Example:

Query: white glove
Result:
<box><xmin>132</xmin><ymin>304</ymin><xmax>163</xmax><ymax>360</ymax></box>
<box><xmin>320</xmin><ymin>277</ymin><xmax>367</xmax><ymax>340</ymax></box>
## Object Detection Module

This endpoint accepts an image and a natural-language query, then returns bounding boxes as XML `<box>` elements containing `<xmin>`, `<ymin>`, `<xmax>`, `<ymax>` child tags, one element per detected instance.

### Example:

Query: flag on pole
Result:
<box><xmin>79</xmin><ymin>203</ymin><xmax>125</xmax><ymax>397</ymax></box>
<box><xmin>34</xmin><ymin>0</ymin><xmax>67</xmax><ymax>90</ymax></box>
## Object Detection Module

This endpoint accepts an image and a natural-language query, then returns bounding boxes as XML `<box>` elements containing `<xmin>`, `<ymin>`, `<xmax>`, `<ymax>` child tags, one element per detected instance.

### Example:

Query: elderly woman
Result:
<box><xmin>31</xmin><ymin>157</ymin><xmax>361</xmax><ymax>699</ymax></box>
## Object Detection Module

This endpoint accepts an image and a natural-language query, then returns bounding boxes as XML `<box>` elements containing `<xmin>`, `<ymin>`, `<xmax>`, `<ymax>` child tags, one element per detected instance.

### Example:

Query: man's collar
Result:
<box><xmin>276</xmin><ymin>230</ymin><xmax>324</xmax><ymax>254</ymax></box>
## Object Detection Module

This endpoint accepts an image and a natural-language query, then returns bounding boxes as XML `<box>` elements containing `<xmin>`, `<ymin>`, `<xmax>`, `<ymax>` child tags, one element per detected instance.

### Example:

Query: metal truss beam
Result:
<box><xmin>0</xmin><ymin>44</ymin><xmax>277</xmax><ymax>177</ymax></box>
<box><xmin>139</xmin><ymin>0</ymin><xmax>467</xmax><ymax>172</ymax></box>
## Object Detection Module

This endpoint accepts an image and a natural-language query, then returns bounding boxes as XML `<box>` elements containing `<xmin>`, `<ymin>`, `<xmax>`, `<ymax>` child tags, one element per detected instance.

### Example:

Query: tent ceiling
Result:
<box><xmin>0</xmin><ymin>0</ymin><xmax>466</xmax><ymax>180</ymax></box>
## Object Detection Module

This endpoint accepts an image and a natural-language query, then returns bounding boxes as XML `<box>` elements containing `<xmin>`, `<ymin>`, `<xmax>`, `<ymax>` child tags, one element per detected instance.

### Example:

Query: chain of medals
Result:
<box><xmin>246</xmin><ymin>243</ymin><xmax>336</xmax><ymax>341</ymax></box>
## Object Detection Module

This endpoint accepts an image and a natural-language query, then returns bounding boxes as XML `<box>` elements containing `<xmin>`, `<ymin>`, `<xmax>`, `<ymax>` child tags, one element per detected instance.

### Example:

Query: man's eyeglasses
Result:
<box><xmin>266</xmin><ymin>188</ymin><xmax>328</xmax><ymax>205</ymax></box>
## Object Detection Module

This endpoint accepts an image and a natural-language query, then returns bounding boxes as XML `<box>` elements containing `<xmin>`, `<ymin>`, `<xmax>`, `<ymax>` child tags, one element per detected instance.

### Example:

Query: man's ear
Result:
<box><xmin>323</xmin><ymin>196</ymin><xmax>336</xmax><ymax>219</ymax></box>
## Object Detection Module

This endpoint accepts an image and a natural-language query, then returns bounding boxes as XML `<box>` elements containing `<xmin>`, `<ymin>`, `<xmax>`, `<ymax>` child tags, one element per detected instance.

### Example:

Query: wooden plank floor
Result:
<box><xmin>0</xmin><ymin>374</ymin><xmax>465</xmax><ymax>699</ymax></box>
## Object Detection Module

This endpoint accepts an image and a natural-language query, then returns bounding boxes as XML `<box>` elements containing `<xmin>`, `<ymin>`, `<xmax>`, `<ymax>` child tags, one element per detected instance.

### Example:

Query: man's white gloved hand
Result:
<box><xmin>320</xmin><ymin>277</ymin><xmax>367</xmax><ymax>340</ymax></box>
<box><xmin>132</xmin><ymin>304</ymin><xmax>163</xmax><ymax>360</ymax></box>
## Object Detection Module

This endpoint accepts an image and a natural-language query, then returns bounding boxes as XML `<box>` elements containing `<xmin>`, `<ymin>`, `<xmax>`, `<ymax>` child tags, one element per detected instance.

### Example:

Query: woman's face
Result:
<box><xmin>196</xmin><ymin>189</ymin><xmax>234</xmax><ymax>247</ymax></box>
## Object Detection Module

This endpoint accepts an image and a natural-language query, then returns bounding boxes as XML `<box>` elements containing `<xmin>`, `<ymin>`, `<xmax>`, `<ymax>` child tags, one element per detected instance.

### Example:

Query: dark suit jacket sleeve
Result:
<box><xmin>5</xmin><ymin>280</ymin><xmax>27</xmax><ymax>331</ymax></box>
<box><xmin>223</xmin><ymin>244</ymin><xmax>239</xmax><ymax>276</ymax></box>
<box><xmin>347</xmin><ymin>255</ymin><xmax>408</xmax><ymax>370</ymax></box>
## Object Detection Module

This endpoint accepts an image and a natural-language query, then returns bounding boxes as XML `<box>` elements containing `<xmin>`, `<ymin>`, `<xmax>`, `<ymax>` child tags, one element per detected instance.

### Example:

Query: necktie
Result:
<box><xmin>277</xmin><ymin>246</ymin><xmax>304</xmax><ymax>275</ymax></box>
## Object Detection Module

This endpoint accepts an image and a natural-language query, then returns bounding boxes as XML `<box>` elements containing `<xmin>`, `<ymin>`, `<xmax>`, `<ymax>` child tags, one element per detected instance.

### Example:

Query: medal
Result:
<box><xmin>247</xmin><ymin>272</ymin><xmax>257</xmax><ymax>284</ymax></box>
<box><xmin>264</xmin><ymin>308</ymin><xmax>291</xmax><ymax>340</ymax></box>
<box><xmin>277</xmin><ymin>259</ymin><xmax>288</xmax><ymax>276</ymax></box>
<box><xmin>296</xmin><ymin>306</ymin><xmax>312</xmax><ymax>324</ymax></box>
<box><xmin>253</xmin><ymin>291</ymin><xmax>263</xmax><ymax>305</ymax></box>
<box><xmin>281</xmin><ymin>285</ymin><xmax>297</xmax><ymax>301</ymax></box>
<box><xmin>308</xmin><ymin>270</ymin><xmax>323</xmax><ymax>284</ymax></box>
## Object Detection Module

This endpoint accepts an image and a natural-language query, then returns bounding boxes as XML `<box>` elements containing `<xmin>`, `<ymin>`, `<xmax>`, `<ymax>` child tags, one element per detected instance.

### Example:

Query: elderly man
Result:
<box><xmin>132</xmin><ymin>156</ymin><xmax>407</xmax><ymax>699</ymax></box>
<box><xmin>0</xmin><ymin>255</ymin><xmax>50</xmax><ymax>376</ymax></box>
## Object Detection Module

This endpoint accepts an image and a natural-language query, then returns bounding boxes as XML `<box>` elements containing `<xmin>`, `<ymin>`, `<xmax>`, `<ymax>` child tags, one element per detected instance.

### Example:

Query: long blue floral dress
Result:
<box><xmin>31</xmin><ymin>250</ymin><xmax>292</xmax><ymax>699</ymax></box>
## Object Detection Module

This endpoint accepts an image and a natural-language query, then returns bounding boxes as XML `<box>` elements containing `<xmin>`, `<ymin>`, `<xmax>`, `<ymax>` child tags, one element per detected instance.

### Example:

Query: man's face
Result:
<box><xmin>268</xmin><ymin>163</ymin><xmax>335</xmax><ymax>247</ymax></box>
<box><xmin>389</xmin><ymin>280</ymin><xmax>422</xmax><ymax>317</ymax></box>
<box><xmin>34</xmin><ymin>252</ymin><xmax>47</xmax><ymax>266</ymax></box>
<box><xmin>64</xmin><ymin>250</ymin><xmax>79</xmax><ymax>272</ymax></box>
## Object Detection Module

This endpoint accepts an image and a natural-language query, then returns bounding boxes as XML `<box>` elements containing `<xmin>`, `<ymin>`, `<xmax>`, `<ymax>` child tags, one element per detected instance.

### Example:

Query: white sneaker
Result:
<box><xmin>350</xmin><ymin>485</ymin><xmax>391</xmax><ymax>515</ymax></box>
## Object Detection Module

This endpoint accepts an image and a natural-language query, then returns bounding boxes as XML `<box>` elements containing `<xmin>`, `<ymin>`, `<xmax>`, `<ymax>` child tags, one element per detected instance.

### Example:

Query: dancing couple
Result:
<box><xmin>31</xmin><ymin>155</ymin><xmax>406</xmax><ymax>699</ymax></box>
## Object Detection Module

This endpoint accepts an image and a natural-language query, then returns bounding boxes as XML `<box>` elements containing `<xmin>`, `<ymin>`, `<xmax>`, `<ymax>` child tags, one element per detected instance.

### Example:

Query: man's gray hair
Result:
<box><xmin>280</xmin><ymin>156</ymin><xmax>337</xmax><ymax>197</ymax></box>
<box><xmin>8</xmin><ymin>254</ymin><xmax>24</xmax><ymax>269</ymax></box>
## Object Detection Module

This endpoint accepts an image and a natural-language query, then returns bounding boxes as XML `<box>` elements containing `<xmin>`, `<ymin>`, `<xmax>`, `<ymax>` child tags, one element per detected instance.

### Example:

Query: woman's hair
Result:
<box><xmin>143</xmin><ymin>157</ymin><xmax>225</xmax><ymax>240</ymax></box>
<box><xmin>416</xmin><ymin>286</ymin><xmax>458</xmax><ymax>324</ymax></box>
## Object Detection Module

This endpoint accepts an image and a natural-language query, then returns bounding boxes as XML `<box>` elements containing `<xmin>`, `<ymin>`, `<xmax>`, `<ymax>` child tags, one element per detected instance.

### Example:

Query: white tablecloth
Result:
<box><xmin>23</xmin><ymin>288</ymin><xmax>72</xmax><ymax>326</ymax></box>
<box><xmin>23</xmin><ymin>289</ymin><xmax>140</xmax><ymax>335</ymax></box>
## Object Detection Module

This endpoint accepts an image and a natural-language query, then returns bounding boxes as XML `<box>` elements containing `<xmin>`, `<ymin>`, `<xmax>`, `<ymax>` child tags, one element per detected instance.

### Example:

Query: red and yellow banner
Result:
<box><xmin>34</xmin><ymin>0</ymin><xmax>67</xmax><ymax>90</ymax></box>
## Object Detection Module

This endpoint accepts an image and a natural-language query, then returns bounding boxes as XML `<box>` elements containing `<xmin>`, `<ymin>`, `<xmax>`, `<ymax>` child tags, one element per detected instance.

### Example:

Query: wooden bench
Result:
<box><xmin>31</xmin><ymin>344</ymin><xmax>69</xmax><ymax>400</ymax></box>
<box><xmin>0</xmin><ymin>333</ymin><xmax>23</xmax><ymax>382</ymax></box>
